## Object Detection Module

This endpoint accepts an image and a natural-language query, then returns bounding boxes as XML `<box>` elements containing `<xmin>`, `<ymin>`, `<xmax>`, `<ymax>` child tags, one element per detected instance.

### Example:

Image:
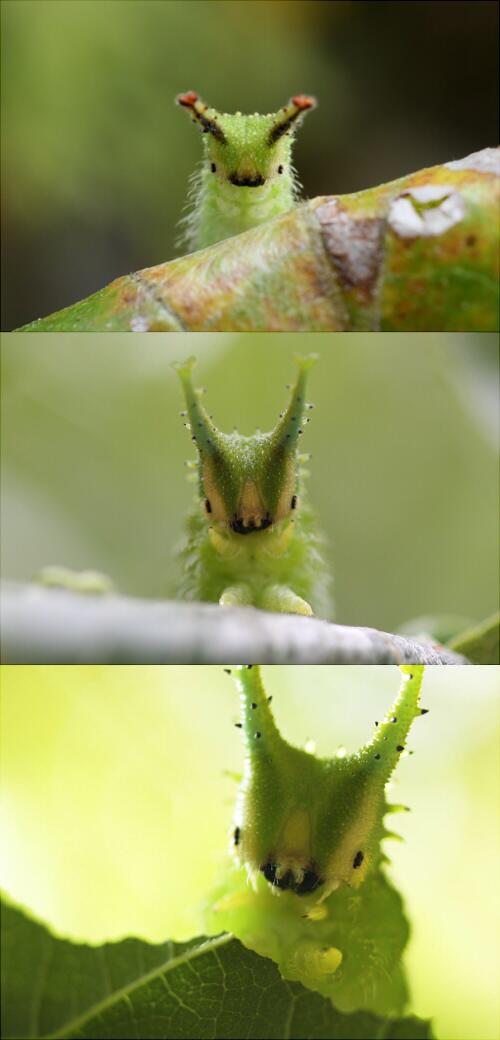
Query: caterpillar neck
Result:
<box><xmin>208</xmin><ymin>514</ymin><xmax>294</xmax><ymax>560</ymax></box>
<box><xmin>195</xmin><ymin>169</ymin><xmax>296</xmax><ymax>249</ymax></box>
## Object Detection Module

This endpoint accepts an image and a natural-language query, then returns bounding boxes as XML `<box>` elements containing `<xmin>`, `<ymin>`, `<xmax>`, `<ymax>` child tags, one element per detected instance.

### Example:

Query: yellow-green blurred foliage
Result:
<box><xmin>1</xmin><ymin>333</ymin><xmax>498</xmax><ymax>631</ymax></box>
<box><xmin>0</xmin><ymin>665</ymin><xmax>499</xmax><ymax>1040</ymax></box>
<box><xmin>2</xmin><ymin>1</ymin><xmax>498</xmax><ymax>327</ymax></box>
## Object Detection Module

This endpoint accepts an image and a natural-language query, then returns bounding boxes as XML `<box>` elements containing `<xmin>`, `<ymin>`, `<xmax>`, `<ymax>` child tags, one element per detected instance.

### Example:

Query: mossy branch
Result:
<box><xmin>17</xmin><ymin>148</ymin><xmax>499</xmax><ymax>333</ymax></box>
<box><xmin>0</xmin><ymin>582</ymin><xmax>468</xmax><ymax>664</ymax></box>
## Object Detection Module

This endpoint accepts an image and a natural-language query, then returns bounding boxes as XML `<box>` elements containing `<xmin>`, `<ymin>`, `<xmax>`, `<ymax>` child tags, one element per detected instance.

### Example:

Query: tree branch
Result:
<box><xmin>17</xmin><ymin>147</ymin><xmax>499</xmax><ymax>333</ymax></box>
<box><xmin>0</xmin><ymin>582</ymin><xmax>468</xmax><ymax>664</ymax></box>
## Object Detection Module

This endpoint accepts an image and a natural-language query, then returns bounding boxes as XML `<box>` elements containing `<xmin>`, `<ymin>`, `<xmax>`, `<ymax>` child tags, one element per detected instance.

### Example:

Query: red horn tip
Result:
<box><xmin>291</xmin><ymin>94</ymin><xmax>316</xmax><ymax>110</ymax></box>
<box><xmin>177</xmin><ymin>91</ymin><xmax>199</xmax><ymax>108</ymax></box>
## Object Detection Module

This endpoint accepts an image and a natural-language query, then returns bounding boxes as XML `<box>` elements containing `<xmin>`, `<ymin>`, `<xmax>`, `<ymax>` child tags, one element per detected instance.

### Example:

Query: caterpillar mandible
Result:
<box><xmin>176</xmin><ymin>92</ymin><xmax>317</xmax><ymax>251</ymax></box>
<box><xmin>174</xmin><ymin>354</ymin><xmax>331</xmax><ymax>617</ymax></box>
<box><xmin>231</xmin><ymin>664</ymin><xmax>425</xmax><ymax>904</ymax></box>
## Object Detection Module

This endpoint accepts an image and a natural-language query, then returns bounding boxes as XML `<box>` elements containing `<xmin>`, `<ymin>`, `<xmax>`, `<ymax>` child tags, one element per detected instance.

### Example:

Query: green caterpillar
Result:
<box><xmin>174</xmin><ymin>354</ymin><xmax>331</xmax><ymax>617</ymax></box>
<box><xmin>176</xmin><ymin>92</ymin><xmax>316</xmax><ymax>251</ymax></box>
<box><xmin>203</xmin><ymin>665</ymin><xmax>427</xmax><ymax>1011</ymax></box>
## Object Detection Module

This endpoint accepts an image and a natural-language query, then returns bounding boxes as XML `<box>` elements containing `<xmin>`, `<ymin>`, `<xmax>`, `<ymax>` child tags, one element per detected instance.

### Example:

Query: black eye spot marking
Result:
<box><xmin>374</xmin><ymin>753</ymin><xmax>381</xmax><ymax>760</ymax></box>
<box><xmin>205</xmin><ymin>499</ymin><xmax>212</xmax><ymax>513</ymax></box>
<box><xmin>278</xmin><ymin>164</ymin><xmax>284</xmax><ymax>174</ymax></box>
<box><xmin>210</xmin><ymin>162</ymin><xmax>217</xmax><ymax>173</ymax></box>
<box><xmin>276</xmin><ymin>870</ymin><xmax>293</xmax><ymax>890</ymax></box>
<box><xmin>291</xmin><ymin>495</ymin><xmax>297</xmax><ymax>509</ymax></box>
<box><xmin>295</xmin><ymin>870</ymin><xmax>323</xmax><ymax>895</ymax></box>
<box><xmin>231</xmin><ymin>515</ymin><xmax>272</xmax><ymax>534</ymax></box>
<box><xmin>261</xmin><ymin>862</ymin><xmax>278</xmax><ymax>885</ymax></box>
<box><xmin>353</xmin><ymin>850</ymin><xmax>364</xmax><ymax>869</ymax></box>
<box><xmin>255</xmin><ymin>731</ymin><xmax>262</xmax><ymax>739</ymax></box>
<box><xmin>229</xmin><ymin>172</ymin><xmax>265</xmax><ymax>187</ymax></box>
<box><xmin>396</xmin><ymin>745</ymin><xmax>404</xmax><ymax>752</ymax></box>
<box><xmin>233</xmin><ymin>827</ymin><xmax>241</xmax><ymax>846</ymax></box>
<box><xmin>251</xmin><ymin>702</ymin><xmax>257</xmax><ymax>709</ymax></box>
<box><xmin>391</xmin><ymin>717</ymin><xmax>398</xmax><ymax>723</ymax></box>
<box><xmin>261</xmin><ymin>864</ymin><xmax>293</xmax><ymax>891</ymax></box>
<box><xmin>260</xmin><ymin>861</ymin><xmax>323</xmax><ymax>895</ymax></box>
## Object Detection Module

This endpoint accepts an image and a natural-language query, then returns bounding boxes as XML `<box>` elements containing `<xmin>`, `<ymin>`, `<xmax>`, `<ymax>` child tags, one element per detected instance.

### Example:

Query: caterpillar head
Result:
<box><xmin>177</xmin><ymin>92</ymin><xmax>316</xmax><ymax>189</ymax></box>
<box><xmin>231</xmin><ymin>665</ymin><xmax>426</xmax><ymax>906</ymax></box>
<box><xmin>174</xmin><ymin>354</ymin><xmax>318</xmax><ymax>537</ymax></box>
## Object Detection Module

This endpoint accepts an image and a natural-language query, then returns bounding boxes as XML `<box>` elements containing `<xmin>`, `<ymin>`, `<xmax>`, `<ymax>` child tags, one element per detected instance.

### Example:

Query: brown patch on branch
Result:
<box><xmin>316</xmin><ymin>200</ymin><xmax>385</xmax><ymax>294</ymax></box>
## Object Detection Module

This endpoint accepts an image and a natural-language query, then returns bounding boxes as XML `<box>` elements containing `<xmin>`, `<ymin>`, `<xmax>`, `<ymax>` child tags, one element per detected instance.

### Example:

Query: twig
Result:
<box><xmin>0</xmin><ymin>582</ymin><xmax>469</xmax><ymax>664</ymax></box>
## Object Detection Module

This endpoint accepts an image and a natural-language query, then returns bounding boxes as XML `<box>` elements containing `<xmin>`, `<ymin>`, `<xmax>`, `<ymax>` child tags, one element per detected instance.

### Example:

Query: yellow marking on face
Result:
<box><xmin>323</xmin><ymin>804</ymin><xmax>377</xmax><ymax>893</ymax></box>
<box><xmin>274</xmin><ymin>458</ymin><xmax>297</xmax><ymax>522</ymax></box>
<box><xmin>202</xmin><ymin>457</ymin><xmax>298</xmax><ymax>532</ymax></box>
<box><xmin>202</xmin><ymin>461</ymin><xmax>230</xmax><ymax>523</ymax></box>
<box><xmin>237</xmin><ymin>480</ymin><xmax>268</xmax><ymax>530</ymax></box>
<box><xmin>280</xmin><ymin>809</ymin><xmax>312</xmax><ymax>858</ymax></box>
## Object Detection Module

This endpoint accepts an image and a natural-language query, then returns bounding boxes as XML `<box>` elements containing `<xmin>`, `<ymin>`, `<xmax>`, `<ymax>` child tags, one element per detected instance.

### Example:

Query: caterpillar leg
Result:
<box><xmin>219</xmin><ymin>583</ymin><xmax>253</xmax><ymax>608</ymax></box>
<box><xmin>260</xmin><ymin>584</ymin><xmax>313</xmax><ymax>616</ymax></box>
<box><xmin>283</xmin><ymin>940</ymin><xmax>342</xmax><ymax>982</ymax></box>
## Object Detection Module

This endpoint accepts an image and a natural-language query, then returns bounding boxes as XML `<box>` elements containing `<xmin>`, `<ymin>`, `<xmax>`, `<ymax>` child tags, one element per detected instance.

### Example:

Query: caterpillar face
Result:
<box><xmin>231</xmin><ymin>665</ymin><xmax>426</xmax><ymax>905</ymax></box>
<box><xmin>174</xmin><ymin>354</ymin><xmax>317</xmax><ymax>540</ymax></box>
<box><xmin>201</xmin><ymin>456</ymin><xmax>297</xmax><ymax>537</ymax></box>
<box><xmin>177</xmin><ymin>92</ymin><xmax>316</xmax><ymax>190</ymax></box>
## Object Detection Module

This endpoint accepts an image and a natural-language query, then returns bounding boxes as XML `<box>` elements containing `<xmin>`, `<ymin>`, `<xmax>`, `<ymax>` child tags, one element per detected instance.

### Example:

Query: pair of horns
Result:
<box><xmin>173</xmin><ymin>354</ymin><xmax>318</xmax><ymax>459</ymax></box>
<box><xmin>176</xmin><ymin>92</ymin><xmax>317</xmax><ymax>145</ymax></box>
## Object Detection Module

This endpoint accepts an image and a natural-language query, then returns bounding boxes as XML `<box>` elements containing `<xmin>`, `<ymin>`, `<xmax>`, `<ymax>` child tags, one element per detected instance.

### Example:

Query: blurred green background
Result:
<box><xmin>1</xmin><ymin>664</ymin><xmax>499</xmax><ymax>1040</ymax></box>
<box><xmin>1</xmin><ymin>332</ymin><xmax>498</xmax><ymax>632</ymax></box>
<box><xmin>1</xmin><ymin>0</ymin><xmax>498</xmax><ymax>329</ymax></box>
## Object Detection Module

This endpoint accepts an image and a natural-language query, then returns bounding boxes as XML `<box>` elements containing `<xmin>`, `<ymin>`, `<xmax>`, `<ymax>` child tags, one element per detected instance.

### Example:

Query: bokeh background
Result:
<box><xmin>1</xmin><ymin>332</ymin><xmax>498</xmax><ymax>634</ymax></box>
<box><xmin>1</xmin><ymin>664</ymin><xmax>499</xmax><ymax>1040</ymax></box>
<box><xmin>2</xmin><ymin>0</ymin><xmax>498</xmax><ymax>329</ymax></box>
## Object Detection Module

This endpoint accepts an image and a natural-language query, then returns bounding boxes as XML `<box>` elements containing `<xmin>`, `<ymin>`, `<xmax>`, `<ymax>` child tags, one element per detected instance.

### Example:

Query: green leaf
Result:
<box><xmin>1</xmin><ymin>900</ymin><xmax>433</xmax><ymax>1040</ymax></box>
<box><xmin>447</xmin><ymin>612</ymin><xmax>500</xmax><ymax>664</ymax></box>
